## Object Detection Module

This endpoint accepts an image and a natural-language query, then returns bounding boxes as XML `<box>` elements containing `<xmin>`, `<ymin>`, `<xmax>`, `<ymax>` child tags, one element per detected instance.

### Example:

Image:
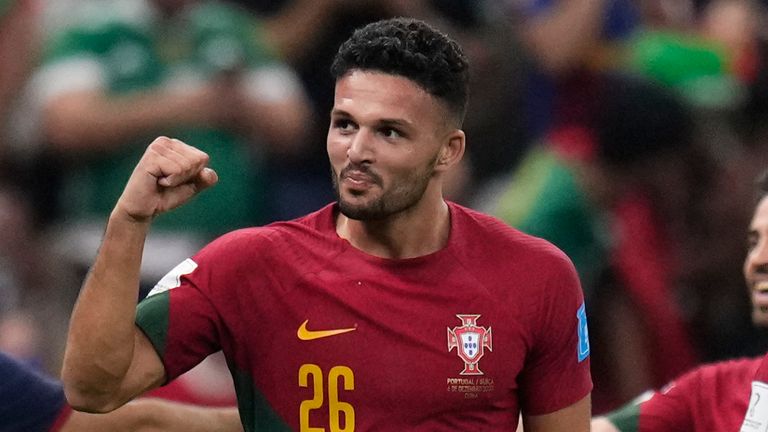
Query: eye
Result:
<box><xmin>380</xmin><ymin>127</ymin><xmax>403</xmax><ymax>140</ymax></box>
<box><xmin>749</xmin><ymin>233</ymin><xmax>759</xmax><ymax>252</ymax></box>
<box><xmin>333</xmin><ymin>118</ymin><xmax>356</xmax><ymax>133</ymax></box>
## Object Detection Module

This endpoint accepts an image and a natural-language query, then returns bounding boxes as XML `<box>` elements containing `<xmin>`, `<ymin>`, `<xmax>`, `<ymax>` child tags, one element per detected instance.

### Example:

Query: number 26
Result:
<box><xmin>299</xmin><ymin>364</ymin><xmax>355</xmax><ymax>432</ymax></box>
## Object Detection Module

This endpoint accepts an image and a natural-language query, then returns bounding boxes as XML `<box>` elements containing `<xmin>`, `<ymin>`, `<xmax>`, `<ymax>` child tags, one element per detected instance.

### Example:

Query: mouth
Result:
<box><xmin>752</xmin><ymin>281</ymin><xmax>768</xmax><ymax>312</ymax></box>
<box><xmin>340</xmin><ymin>169</ymin><xmax>380</xmax><ymax>192</ymax></box>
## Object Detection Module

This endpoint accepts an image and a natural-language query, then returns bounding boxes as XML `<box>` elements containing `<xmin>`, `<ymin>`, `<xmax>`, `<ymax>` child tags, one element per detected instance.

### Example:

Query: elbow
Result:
<box><xmin>64</xmin><ymin>386</ymin><xmax>121</xmax><ymax>414</ymax></box>
<box><xmin>62</xmin><ymin>374</ymin><xmax>123</xmax><ymax>414</ymax></box>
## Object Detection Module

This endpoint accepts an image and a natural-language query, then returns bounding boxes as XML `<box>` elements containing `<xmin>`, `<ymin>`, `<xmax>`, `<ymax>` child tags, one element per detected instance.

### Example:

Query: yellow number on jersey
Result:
<box><xmin>299</xmin><ymin>364</ymin><xmax>355</xmax><ymax>432</ymax></box>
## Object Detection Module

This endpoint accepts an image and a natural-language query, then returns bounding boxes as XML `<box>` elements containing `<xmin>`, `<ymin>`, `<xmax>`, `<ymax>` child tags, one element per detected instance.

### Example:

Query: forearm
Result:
<box><xmin>62</xmin><ymin>212</ymin><xmax>151</xmax><ymax>411</ymax></box>
<box><xmin>132</xmin><ymin>400</ymin><xmax>242</xmax><ymax>432</ymax></box>
<box><xmin>62</xmin><ymin>399</ymin><xmax>243</xmax><ymax>432</ymax></box>
<box><xmin>43</xmin><ymin>90</ymin><xmax>211</xmax><ymax>153</ymax></box>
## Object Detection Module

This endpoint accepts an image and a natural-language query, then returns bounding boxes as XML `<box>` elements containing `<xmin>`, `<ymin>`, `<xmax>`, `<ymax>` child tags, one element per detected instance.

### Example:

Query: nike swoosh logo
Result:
<box><xmin>297</xmin><ymin>320</ymin><xmax>356</xmax><ymax>341</ymax></box>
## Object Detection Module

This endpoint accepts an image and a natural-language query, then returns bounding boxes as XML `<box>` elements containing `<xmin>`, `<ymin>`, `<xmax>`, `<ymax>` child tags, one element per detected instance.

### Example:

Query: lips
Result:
<box><xmin>752</xmin><ymin>281</ymin><xmax>768</xmax><ymax>311</ymax></box>
<box><xmin>340</xmin><ymin>167</ymin><xmax>380</xmax><ymax>190</ymax></box>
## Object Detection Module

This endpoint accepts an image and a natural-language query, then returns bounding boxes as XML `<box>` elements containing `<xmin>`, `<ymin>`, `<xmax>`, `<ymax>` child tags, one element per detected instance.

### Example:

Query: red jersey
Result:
<box><xmin>606</xmin><ymin>357</ymin><xmax>761</xmax><ymax>431</ymax></box>
<box><xmin>136</xmin><ymin>202</ymin><xmax>592</xmax><ymax>431</ymax></box>
<box><xmin>741</xmin><ymin>353</ymin><xmax>768</xmax><ymax>431</ymax></box>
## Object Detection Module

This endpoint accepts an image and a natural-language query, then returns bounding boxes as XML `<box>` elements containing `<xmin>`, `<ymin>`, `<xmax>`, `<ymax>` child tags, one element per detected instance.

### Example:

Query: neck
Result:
<box><xmin>336</xmin><ymin>197</ymin><xmax>451</xmax><ymax>259</ymax></box>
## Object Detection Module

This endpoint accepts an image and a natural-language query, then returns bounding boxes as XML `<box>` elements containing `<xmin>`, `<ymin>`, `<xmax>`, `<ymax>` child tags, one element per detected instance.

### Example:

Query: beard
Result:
<box><xmin>331</xmin><ymin>159</ymin><xmax>436</xmax><ymax>221</ymax></box>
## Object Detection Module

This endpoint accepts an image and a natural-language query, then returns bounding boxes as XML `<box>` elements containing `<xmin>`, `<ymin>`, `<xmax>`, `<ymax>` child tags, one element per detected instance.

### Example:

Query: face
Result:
<box><xmin>327</xmin><ymin>71</ymin><xmax>453</xmax><ymax>220</ymax></box>
<box><xmin>745</xmin><ymin>195</ymin><xmax>768</xmax><ymax>326</ymax></box>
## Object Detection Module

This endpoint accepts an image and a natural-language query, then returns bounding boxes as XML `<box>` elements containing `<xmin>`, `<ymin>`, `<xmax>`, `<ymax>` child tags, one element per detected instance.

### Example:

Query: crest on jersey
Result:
<box><xmin>447</xmin><ymin>314</ymin><xmax>493</xmax><ymax>375</ymax></box>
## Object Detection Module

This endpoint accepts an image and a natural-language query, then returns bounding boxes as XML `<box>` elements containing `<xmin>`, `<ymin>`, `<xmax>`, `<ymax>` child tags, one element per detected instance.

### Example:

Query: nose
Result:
<box><xmin>347</xmin><ymin>128</ymin><xmax>374</xmax><ymax>165</ymax></box>
<box><xmin>748</xmin><ymin>236</ymin><xmax>768</xmax><ymax>275</ymax></box>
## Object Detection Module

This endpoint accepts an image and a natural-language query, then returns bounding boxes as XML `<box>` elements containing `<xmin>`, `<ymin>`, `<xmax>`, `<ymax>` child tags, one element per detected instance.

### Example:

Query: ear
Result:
<box><xmin>435</xmin><ymin>129</ymin><xmax>465</xmax><ymax>173</ymax></box>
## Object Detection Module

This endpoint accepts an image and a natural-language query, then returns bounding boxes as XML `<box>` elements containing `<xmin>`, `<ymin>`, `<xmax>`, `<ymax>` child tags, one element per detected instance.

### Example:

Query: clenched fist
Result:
<box><xmin>113</xmin><ymin>137</ymin><xmax>219</xmax><ymax>223</ymax></box>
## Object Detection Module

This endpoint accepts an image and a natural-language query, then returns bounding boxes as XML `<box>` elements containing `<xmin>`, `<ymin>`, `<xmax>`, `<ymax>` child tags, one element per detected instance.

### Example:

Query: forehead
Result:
<box><xmin>752</xmin><ymin>196</ymin><xmax>768</xmax><ymax>229</ymax></box>
<box><xmin>333</xmin><ymin>71</ymin><xmax>445</xmax><ymax>124</ymax></box>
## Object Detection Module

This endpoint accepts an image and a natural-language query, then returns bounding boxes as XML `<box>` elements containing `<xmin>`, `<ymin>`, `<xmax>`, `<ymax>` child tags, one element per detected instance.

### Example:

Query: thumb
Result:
<box><xmin>195</xmin><ymin>167</ymin><xmax>219</xmax><ymax>191</ymax></box>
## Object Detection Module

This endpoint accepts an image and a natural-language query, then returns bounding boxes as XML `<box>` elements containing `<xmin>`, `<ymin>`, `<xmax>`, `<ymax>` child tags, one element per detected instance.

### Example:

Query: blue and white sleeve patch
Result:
<box><xmin>577</xmin><ymin>302</ymin><xmax>590</xmax><ymax>362</ymax></box>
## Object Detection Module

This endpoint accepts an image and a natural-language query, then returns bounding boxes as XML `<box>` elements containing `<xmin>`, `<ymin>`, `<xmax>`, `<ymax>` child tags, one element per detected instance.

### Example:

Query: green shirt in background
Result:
<box><xmin>41</xmin><ymin>0</ymin><xmax>279</xmax><ymax>237</ymax></box>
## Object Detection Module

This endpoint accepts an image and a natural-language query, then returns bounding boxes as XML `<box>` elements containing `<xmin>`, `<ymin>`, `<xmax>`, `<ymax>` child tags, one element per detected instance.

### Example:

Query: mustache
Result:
<box><xmin>339</xmin><ymin>164</ymin><xmax>382</xmax><ymax>185</ymax></box>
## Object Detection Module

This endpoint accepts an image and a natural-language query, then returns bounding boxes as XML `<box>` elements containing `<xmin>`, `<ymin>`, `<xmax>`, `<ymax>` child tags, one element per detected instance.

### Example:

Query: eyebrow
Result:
<box><xmin>378</xmin><ymin>118</ymin><xmax>413</xmax><ymax>129</ymax></box>
<box><xmin>330</xmin><ymin>109</ymin><xmax>414</xmax><ymax>129</ymax></box>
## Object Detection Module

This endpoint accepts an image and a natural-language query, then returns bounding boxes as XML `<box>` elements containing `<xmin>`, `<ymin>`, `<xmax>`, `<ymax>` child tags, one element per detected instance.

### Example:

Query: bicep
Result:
<box><xmin>523</xmin><ymin>394</ymin><xmax>591</xmax><ymax>432</ymax></box>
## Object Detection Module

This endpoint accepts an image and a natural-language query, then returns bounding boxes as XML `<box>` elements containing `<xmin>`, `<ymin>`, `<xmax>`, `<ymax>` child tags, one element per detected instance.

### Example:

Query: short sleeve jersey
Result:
<box><xmin>136</xmin><ymin>203</ymin><xmax>592</xmax><ymax>431</ymax></box>
<box><xmin>0</xmin><ymin>352</ymin><xmax>71</xmax><ymax>432</ymax></box>
<box><xmin>606</xmin><ymin>357</ymin><xmax>761</xmax><ymax>432</ymax></box>
<box><xmin>741</xmin><ymin>353</ymin><xmax>768</xmax><ymax>431</ymax></box>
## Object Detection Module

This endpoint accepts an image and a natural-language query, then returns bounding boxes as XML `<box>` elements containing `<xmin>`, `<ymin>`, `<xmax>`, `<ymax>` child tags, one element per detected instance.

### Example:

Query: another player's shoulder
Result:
<box><xmin>450</xmin><ymin>202</ymin><xmax>571</xmax><ymax>263</ymax></box>
<box><xmin>667</xmin><ymin>356</ymin><xmax>763</xmax><ymax>391</ymax></box>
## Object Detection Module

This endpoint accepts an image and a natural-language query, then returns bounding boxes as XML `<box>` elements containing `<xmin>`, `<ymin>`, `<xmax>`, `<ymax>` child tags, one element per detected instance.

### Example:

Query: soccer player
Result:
<box><xmin>741</xmin><ymin>351</ymin><xmax>768</xmax><ymax>431</ymax></box>
<box><xmin>0</xmin><ymin>351</ymin><xmax>241</xmax><ymax>431</ymax></box>
<box><xmin>61</xmin><ymin>17</ymin><xmax>592</xmax><ymax>431</ymax></box>
<box><xmin>592</xmin><ymin>170</ymin><xmax>768</xmax><ymax>431</ymax></box>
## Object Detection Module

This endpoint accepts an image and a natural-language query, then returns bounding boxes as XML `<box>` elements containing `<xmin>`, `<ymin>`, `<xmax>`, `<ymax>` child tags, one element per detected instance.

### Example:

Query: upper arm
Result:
<box><xmin>523</xmin><ymin>394</ymin><xmax>591</xmax><ymax>432</ymax></box>
<box><xmin>117</xmin><ymin>329</ymin><xmax>167</xmax><ymax>403</ymax></box>
<box><xmin>519</xmin><ymin>252</ymin><xmax>592</xmax><ymax>414</ymax></box>
<box><xmin>66</xmin><ymin>328</ymin><xmax>166</xmax><ymax>413</ymax></box>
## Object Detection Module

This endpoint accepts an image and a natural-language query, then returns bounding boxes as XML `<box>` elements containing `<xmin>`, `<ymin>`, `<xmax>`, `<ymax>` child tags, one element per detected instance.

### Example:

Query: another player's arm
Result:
<box><xmin>522</xmin><ymin>394</ymin><xmax>591</xmax><ymax>432</ymax></box>
<box><xmin>591</xmin><ymin>417</ymin><xmax>621</xmax><ymax>432</ymax></box>
<box><xmin>61</xmin><ymin>399</ymin><xmax>243</xmax><ymax>432</ymax></box>
<box><xmin>62</xmin><ymin>137</ymin><xmax>218</xmax><ymax>412</ymax></box>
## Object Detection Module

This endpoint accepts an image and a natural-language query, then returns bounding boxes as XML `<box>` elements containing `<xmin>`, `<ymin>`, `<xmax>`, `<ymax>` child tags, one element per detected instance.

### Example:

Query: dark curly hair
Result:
<box><xmin>331</xmin><ymin>17</ymin><xmax>469</xmax><ymax>126</ymax></box>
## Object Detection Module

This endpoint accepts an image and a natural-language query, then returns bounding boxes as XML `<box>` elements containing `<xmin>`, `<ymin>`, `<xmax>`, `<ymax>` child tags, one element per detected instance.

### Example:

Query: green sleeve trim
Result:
<box><xmin>135</xmin><ymin>291</ymin><xmax>170</xmax><ymax>359</ymax></box>
<box><xmin>605</xmin><ymin>401</ymin><xmax>641</xmax><ymax>432</ymax></box>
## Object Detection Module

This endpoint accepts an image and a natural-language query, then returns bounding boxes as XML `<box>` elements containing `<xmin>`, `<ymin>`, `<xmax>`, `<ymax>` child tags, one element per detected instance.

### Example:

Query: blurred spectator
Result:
<box><xmin>502</xmin><ymin>0</ymin><xmax>640</xmax><ymax>139</ymax></box>
<box><xmin>476</xmin><ymin>73</ymin><xmax>703</xmax><ymax>413</ymax></box>
<box><xmin>0</xmin><ymin>0</ymin><xmax>39</xmax><ymax>153</ymax></box>
<box><xmin>0</xmin><ymin>350</ymin><xmax>242</xmax><ymax>432</ymax></box>
<box><xmin>0</xmin><ymin>0</ymin><xmax>81</xmax><ymax>375</ymax></box>
<box><xmin>497</xmin><ymin>0</ymin><xmax>768</xmax><ymax>413</ymax></box>
<box><xmin>24</xmin><ymin>0</ymin><xmax>312</xmax><ymax>286</ymax></box>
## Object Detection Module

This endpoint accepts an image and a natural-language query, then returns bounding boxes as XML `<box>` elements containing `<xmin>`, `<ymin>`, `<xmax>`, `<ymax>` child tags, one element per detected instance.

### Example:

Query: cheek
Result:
<box><xmin>327</xmin><ymin>136</ymin><xmax>347</xmax><ymax>166</ymax></box>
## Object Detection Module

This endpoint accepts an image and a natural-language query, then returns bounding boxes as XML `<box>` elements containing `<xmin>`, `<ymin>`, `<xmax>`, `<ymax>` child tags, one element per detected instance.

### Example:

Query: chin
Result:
<box><xmin>752</xmin><ymin>309</ymin><xmax>768</xmax><ymax>327</ymax></box>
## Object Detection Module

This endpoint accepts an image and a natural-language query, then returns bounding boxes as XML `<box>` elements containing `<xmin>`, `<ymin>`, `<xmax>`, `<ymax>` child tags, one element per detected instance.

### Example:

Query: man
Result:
<box><xmin>62</xmin><ymin>18</ymin><xmax>592</xmax><ymax>431</ymax></box>
<box><xmin>0</xmin><ymin>351</ymin><xmax>242</xmax><ymax>431</ymax></box>
<box><xmin>592</xmin><ymin>170</ymin><xmax>768</xmax><ymax>431</ymax></box>
<box><xmin>742</xmin><ymin>349</ymin><xmax>768</xmax><ymax>431</ymax></box>
<box><xmin>29</xmin><ymin>0</ymin><xmax>311</xmax><ymax>286</ymax></box>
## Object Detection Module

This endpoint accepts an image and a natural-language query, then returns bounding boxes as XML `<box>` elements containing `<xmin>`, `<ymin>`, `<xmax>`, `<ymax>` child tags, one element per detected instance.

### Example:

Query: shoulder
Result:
<box><xmin>194</xmin><ymin>204</ymin><xmax>337</xmax><ymax>264</ymax></box>
<box><xmin>450</xmin><ymin>202</ymin><xmax>574</xmax><ymax>267</ymax></box>
<box><xmin>690</xmin><ymin>356</ymin><xmax>763</xmax><ymax>385</ymax></box>
<box><xmin>646</xmin><ymin>357</ymin><xmax>762</xmax><ymax>398</ymax></box>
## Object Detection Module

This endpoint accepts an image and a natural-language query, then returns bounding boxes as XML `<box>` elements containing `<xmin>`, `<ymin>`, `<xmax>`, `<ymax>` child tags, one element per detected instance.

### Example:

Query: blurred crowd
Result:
<box><xmin>3</xmin><ymin>0</ymin><xmax>768</xmax><ymax>416</ymax></box>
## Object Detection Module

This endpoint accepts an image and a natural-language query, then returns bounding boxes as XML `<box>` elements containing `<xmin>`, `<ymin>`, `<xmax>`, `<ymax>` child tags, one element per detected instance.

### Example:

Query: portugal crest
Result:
<box><xmin>447</xmin><ymin>314</ymin><xmax>492</xmax><ymax>375</ymax></box>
